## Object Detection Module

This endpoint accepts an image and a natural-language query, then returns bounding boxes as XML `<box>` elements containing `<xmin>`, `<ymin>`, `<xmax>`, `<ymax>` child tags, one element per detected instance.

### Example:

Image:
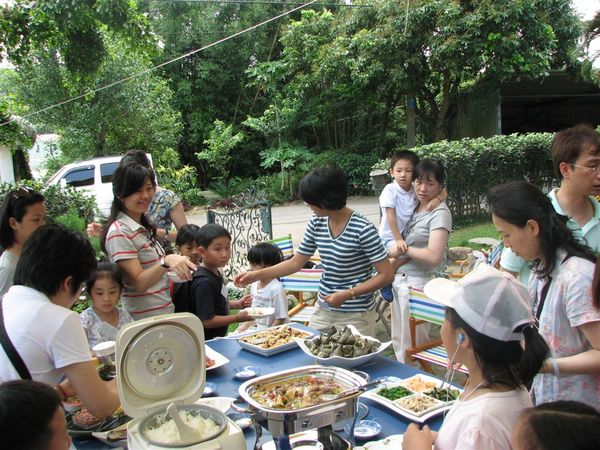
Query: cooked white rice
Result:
<box><xmin>144</xmin><ymin>410</ymin><xmax>220</xmax><ymax>444</ymax></box>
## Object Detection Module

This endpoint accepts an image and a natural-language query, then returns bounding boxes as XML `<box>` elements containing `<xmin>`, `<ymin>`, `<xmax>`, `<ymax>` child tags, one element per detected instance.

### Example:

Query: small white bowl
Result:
<box><xmin>345</xmin><ymin>419</ymin><xmax>382</xmax><ymax>439</ymax></box>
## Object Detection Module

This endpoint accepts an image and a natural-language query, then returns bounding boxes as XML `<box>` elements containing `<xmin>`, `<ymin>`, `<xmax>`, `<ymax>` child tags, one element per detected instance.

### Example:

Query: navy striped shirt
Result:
<box><xmin>298</xmin><ymin>212</ymin><xmax>387</xmax><ymax>312</ymax></box>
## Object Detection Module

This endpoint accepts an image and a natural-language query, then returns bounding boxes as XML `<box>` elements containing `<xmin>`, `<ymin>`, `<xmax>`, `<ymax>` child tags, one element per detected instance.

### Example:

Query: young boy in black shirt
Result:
<box><xmin>189</xmin><ymin>224</ymin><xmax>252</xmax><ymax>339</ymax></box>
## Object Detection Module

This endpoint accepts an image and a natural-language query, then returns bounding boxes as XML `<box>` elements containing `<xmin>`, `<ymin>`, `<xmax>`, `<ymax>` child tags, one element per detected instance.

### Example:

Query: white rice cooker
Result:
<box><xmin>115</xmin><ymin>313</ymin><xmax>246</xmax><ymax>450</ymax></box>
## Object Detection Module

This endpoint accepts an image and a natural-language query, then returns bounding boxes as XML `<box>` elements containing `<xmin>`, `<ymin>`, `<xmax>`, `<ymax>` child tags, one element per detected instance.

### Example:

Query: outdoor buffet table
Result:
<box><xmin>75</xmin><ymin>324</ymin><xmax>445</xmax><ymax>449</ymax></box>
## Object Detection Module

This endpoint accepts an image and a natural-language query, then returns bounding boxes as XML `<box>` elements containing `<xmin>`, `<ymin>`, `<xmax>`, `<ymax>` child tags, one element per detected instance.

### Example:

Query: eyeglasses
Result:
<box><xmin>569</xmin><ymin>163</ymin><xmax>600</xmax><ymax>174</ymax></box>
<box><xmin>12</xmin><ymin>186</ymin><xmax>35</xmax><ymax>200</ymax></box>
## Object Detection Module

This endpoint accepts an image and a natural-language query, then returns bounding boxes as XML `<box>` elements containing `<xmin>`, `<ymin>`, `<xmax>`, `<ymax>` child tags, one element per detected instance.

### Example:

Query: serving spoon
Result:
<box><xmin>321</xmin><ymin>379</ymin><xmax>383</xmax><ymax>402</ymax></box>
<box><xmin>166</xmin><ymin>402</ymin><xmax>202</xmax><ymax>443</ymax></box>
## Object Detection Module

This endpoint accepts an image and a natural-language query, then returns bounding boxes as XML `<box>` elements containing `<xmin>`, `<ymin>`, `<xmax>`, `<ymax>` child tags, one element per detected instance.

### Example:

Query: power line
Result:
<box><xmin>145</xmin><ymin>0</ymin><xmax>370</xmax><ymax>7</ymax></box>
<box><xmin>1</xmin><ymin>0</ymin><xmax>320</xmax><ymax>127</ymax></box>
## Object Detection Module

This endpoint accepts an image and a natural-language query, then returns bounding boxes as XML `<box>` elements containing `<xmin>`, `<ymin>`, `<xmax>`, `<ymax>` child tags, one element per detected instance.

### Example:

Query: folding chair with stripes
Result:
<box><xmin>281</xmin><ymin>268</ymin><xmax>323</xmax><ymax>324</ymax></box>
<box><xmin>405</xmin><ymin>287</ymin><xmax>467</xmax><ymax>374</ymax></box>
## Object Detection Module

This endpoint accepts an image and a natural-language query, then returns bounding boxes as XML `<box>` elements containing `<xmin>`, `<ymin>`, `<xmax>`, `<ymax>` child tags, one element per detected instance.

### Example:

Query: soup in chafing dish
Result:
<box><xmin>250</xmin><ymin>375</ymin><xmax>344</xmax><ymax>409</ymax></box>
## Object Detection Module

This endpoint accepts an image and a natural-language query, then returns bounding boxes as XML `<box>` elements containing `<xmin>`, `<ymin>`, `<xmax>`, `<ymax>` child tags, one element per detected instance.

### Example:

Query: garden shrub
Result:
<box><xmin>373</xmin><ymin>132</ymin><xmax>555</xmax><ymax>222</ymax></box>
<box><xmin>315</xmin><ymin>150</ymin><xmax>381</xmax><ymax>195</ymax></box>
<box><xmin>0</xmin><ymin>181</ymin><xmax>98</xmax><ymax>223</ymax></box>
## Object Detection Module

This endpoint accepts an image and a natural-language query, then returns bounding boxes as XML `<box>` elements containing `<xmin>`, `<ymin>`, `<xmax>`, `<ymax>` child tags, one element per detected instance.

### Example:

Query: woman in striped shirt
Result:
<box><xmin>100</xmin><ymin>163</ymin><xmax>196</xmax><ymax>319</ymax></box>
<box><xmin>235</xmin><ymin>165</ymin><xmax>393</xmax><ymax>337</ymax></box>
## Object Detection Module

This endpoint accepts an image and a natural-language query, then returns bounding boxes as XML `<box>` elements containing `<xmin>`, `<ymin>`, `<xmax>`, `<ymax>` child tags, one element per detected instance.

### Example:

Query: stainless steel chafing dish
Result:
<box><xmin>238</xmin><ymin>365</ymin><xmax>366</xmax><ymax>437</ymax></box>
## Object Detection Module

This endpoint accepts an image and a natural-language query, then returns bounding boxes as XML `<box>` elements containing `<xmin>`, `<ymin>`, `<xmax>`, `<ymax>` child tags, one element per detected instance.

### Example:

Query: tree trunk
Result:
<box><xmin>434</xmin><ymin>71</ymin><xmax>452</xmax><ymax>141</ymax></box>
<box><xmin>406</xmin><ymin>92</ymin><xmax>416</xmax><ymax>148</ymax></box>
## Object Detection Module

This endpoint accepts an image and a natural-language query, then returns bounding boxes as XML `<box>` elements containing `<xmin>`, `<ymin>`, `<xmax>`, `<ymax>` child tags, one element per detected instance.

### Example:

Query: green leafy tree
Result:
<box><xmin>248</xmin><ymin>0</ymin><xmax>584</xmax><ymax>146</ymax></box>
<box><xmin>0</xmin><ymin>0</ymin><xmax>151</xmax><ymax>75</ymax></box>
<box><xmin>14</xmin><ymin>33</ymin><xmax>182</xmax><ymax>161</ymax></box>
<box><xmin>198</xmin><ymin>120</ymin><xmax>245</xmax><ymax>181</ymax></box>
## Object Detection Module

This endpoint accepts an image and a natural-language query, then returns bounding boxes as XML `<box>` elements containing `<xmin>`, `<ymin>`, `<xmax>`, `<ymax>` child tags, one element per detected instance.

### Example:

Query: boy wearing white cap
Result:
<box><xmin>403</xmin><ymin>265</ymin><xmax>549</xmax><ymax>450</ymax></box>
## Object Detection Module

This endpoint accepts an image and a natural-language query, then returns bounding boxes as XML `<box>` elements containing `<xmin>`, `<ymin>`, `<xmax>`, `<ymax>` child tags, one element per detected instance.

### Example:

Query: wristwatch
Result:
<box><xmin>160</xmin><ymin>256</ymin><xmax>169</xmax><ymax>269</ymax></box>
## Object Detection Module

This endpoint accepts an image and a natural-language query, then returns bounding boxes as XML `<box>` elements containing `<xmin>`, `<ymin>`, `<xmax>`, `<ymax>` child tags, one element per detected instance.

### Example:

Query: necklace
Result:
<box><xmin>460</xmin><ymin>379</ymin><xmax>487</xmax><ymax>402</ymax></box>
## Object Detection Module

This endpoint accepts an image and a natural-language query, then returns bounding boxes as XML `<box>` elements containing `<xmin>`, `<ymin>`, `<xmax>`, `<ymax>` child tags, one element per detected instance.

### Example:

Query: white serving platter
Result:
<box><xmin>363</xmin><ymin>373</ymin><xmax>461</xmax><ymax>423</ymax></box>
<box><xmin>237</xmin><ymin>324</ymin><xmax>313</xmax><ymax>356</ymax></box>
<box><xmin>205</xmin><ymin>345</ymin><xmax>229</xmax><ymax>371</ymax></box>
<box><xmin>296</xmin><ymin>324</ymin><xmax>391</xmax><ymax>369</ymax></box>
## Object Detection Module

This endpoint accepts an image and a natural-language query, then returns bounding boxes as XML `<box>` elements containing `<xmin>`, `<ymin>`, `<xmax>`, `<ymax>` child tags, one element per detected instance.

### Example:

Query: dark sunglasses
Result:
<box><xmin>12</xmin><ymin>186</ymin><xmax>35</xmax><ymax>200</ymax></box>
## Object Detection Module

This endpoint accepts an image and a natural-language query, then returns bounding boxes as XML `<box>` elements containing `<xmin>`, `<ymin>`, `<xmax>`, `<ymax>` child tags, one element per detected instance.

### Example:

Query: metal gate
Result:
<box><xmin>206</xmin><ymin>190</ymin><xmax>272</xmax><ymax>278</ymax></box>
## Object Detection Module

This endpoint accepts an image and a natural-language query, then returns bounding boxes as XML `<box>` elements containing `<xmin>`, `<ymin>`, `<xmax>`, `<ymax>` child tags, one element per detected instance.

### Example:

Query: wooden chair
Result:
<box><xmin>405</xmin><ymin>287</ymin><xmax>468</xmax><ymax>374</ymax></box>
<box><xmin>281</xmin><ymin>268</ymin><xmax>323</xmax><ymax>324</ymax></box>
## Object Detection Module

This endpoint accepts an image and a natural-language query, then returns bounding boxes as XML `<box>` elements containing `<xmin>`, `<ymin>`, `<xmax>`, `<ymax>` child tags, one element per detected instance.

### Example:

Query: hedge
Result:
<box><xmin>373</xmin><ymin>132</ymin><xmax>555</xmax><ymax>222</ymax></box>
<box><xmin>0</xmin><ymin>181</ymin><xmax>98</xmax><ymax>224</ymax></box>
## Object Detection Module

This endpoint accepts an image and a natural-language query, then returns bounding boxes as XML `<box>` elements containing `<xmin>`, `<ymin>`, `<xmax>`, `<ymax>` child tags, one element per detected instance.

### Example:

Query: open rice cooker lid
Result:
<box><xmin>115</xmin><ymin>313</ymin><xmax>206</xmax><ymax>418</ymax></box>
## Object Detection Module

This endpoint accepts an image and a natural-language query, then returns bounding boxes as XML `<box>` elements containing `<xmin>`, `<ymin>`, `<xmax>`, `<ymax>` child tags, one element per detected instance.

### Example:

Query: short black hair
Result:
<box><xmin>0</xmin><ymin>379</ymin><xmax>62</xmax><ymax>450</ymax></box>
<box><xmin>299</xmin><ymin>165</ymin><xmax>348</xmax><ymax>210</ymax></box>
<box><xmin>195</xmin><ymin>223</ymin><xmax>231</xmax><ymax>248</ymax></box>
<box><xmin>176</xmin><ymin>224</ymin><xmax>200</xmax><ymax>246</ymax></box>
<box><xmin>14</xmin><ymin>223</ymin><xmax>97</xmax><ymax>297</ymax></box>
<box><xmin>414</xmin><ymin>158</ymin><xmax>446</xmax><ymax>185</ymax></box>
<box><xmin>0</xmin><ymin>187</ymin><xmax>45</xmax><ymax>248</ymax></box>
<box><xmin>86</xmin><ymin>261</ymin><xmax>124</xmax><ymax>293</ymax></box>
<box><xmin>390</xmin><ymin>151</ymin><xmax>419</xmax><ymax>170</ymax></box>
<box><xmin>517</xmin><ymin>400</ymin><xmax>600</xmax><ymax>450</ymax></box>
<box><xmin>248</xmin><ymin>242</ymin><xmax>283</xmax><ymax>267</ymax></box>
<box><xmin>120</xmin><ymin>150</ymin><xmax>152</xmax><ymax>169</ymax></box>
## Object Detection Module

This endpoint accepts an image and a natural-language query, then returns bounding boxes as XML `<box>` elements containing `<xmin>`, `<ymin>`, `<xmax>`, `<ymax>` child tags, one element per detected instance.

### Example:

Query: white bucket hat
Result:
<box><xmin>424</xmin><ymin>265</ymin><xmax>534</xmax><ymax>341</ymax></box>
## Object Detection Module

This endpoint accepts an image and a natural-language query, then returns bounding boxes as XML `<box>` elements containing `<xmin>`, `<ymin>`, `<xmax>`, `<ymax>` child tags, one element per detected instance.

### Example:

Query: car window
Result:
<box><xmin>100</xmin><ymin>162</ymin><xmax>119</xmax><ymax>183</ymax></box>
<box><xmin>64</xmin><ymin>167</ymin><xmax>94</xmax><ymax>187</ymax></box>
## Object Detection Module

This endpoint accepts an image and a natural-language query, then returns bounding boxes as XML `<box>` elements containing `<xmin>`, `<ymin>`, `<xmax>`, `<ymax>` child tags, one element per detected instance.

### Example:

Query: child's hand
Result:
<box><xmin>236</xmin><ymin>310</ymin><xmax>253</xmax><ymax>322</ymax></box>
<box><xmin>403</xmin><ymin>423</ymin><xmax>436</xmax><ymax>450</ymax></box>
<box><xmin>234</xmin><ymin>271</ymin><xmax>258</xmax><ymax>287</ymax></box>
<box><xmin>238</xmin><ymin>294</ymin><xmax>252</xmax><ymax>308</ymax></box>
<box><xmin>86</xmin><ymin>222</ymin><xmax>103</xmax><ymax>238</ymax></box>
<box><xmin>396</xmin><ymin>238</ymin><xmax>408</xmax><ymax>253</ymax></box>
<box><xmin>424</xmin><ymin>195</ymin><xmax>443</xmax><ymax>212</ymax></box>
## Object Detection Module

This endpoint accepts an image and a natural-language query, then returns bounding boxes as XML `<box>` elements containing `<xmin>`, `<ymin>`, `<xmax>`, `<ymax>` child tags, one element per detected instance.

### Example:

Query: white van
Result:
<box><xmin>47</xmin><ymin>154</ymin><xmax>153</xmax><ymax>218</ymax></box>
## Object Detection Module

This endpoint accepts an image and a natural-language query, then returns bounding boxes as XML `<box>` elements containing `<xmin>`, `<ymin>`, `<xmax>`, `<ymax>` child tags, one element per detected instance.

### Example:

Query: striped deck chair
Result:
<box><xmin>269</xmin><ymin>234</ymin><xmax>294</xmax><ymax>260</ymax></box>
<box><xmin>281</xmin><ymin>268</ymin><xmax>323</xmax><ymax>324</ymax></box>
<box><xmin>405</xmin><ymin>287</ymin><xmax>468</xmax><ymax>374</ymax></box>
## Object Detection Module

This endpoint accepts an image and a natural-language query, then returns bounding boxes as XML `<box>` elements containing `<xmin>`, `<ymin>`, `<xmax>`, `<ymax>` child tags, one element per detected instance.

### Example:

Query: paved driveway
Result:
<box><xmin>187</xmin><ymin>196</ymin><xmax>381</xmax><ymax>245</ymax></box>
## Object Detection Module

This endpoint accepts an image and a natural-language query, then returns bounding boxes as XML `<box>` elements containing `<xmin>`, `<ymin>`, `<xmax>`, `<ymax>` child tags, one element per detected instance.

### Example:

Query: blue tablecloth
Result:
<box><xmin>75</xmin><ymin>326</ymin><xmax>445</xmax><ymax>449</ymax></box>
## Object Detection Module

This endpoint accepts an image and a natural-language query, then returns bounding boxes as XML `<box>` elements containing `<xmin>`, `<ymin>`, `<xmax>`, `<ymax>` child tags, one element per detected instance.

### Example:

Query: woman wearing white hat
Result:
<box><xmin>403</xmin><ymin>265</ymin><xmax>549</xmax><ymax>450</ymax></box>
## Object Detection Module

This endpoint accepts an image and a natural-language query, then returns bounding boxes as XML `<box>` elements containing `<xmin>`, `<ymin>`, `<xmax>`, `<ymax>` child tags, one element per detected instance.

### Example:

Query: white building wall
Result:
<box><xmin>0</xmin><ymin>145</ymin><xmax>15</xmax><ymax>183</ymax></box>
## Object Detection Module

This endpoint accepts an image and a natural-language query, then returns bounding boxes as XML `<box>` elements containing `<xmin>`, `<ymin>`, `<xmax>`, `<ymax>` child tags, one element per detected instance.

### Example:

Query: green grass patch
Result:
<box><xmin>449</xmin><ymin>220</ymin><xmax>499</xmax><ymax>248</ymax></box>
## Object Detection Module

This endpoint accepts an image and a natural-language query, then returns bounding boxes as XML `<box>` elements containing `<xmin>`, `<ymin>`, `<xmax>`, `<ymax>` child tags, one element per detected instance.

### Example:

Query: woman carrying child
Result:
<box><xmin>489</xmin><ymin>181</ymin><xmax>600</xmax><ymax>409</ymax></box>
<box><xmin>403</xmin><ymin>265</ymin><xmax>549</xmax><ymax>450</ymax></box>
<box><xmin>100</xmin><ymin>162</ymin><xmax>196</xmax><ymax>320</ymax></box>
<box><xmin>391</xmin><ymin>159</ymin><xmax>452</xmax><ymax>362</ymax></box>
<box><xmin>236</xmin><ymin>243</ymin><xmax>289</xmax><ymax>333</ymax></box>
<box><xmin>80</xmin><ymin>262</ymin><xmax>133</xmax><ymax>348</ymax></box>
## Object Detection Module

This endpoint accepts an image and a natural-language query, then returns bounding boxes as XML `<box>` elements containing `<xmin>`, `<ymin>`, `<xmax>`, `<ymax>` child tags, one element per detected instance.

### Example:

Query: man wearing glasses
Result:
<box><xmin>501</xmin><ymin>124</ymin><xmax>600</xmax><ymax>282</ymax></box>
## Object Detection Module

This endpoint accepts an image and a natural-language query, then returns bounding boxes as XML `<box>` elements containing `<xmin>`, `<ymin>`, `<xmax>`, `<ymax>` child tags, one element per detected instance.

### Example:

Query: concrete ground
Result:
<box><xmin>186</xmin><ymin>196</ymin><xmax>380</xmax><ymax>247</ymax></box>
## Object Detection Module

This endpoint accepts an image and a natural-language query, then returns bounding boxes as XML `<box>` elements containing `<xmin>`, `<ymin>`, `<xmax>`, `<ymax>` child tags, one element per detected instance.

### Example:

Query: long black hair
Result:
<box><xmin>0</xmin><ymin>187</ymin><xmax>45</xmax><ymax>249</ymax></box>
<box><xmin>488</xmin><ymin>181</ymin><xmax>595</xmax><ymax>278</ymax></box>
<box><xmin>446</xmin><ymin>307</ymin><xmax>549</xmax><ymax>388</ymax></box>
<box><xmin>100</xmin><ymin>162</ymin><xmax>156</xmax><ymax>254</ymax></box>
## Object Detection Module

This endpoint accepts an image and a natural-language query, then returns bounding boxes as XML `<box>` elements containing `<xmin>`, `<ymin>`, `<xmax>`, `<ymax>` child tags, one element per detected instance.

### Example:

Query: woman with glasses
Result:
<box><xmin>0</xmin><ymin>187</ymin><xmax>46</xmax><ymax>296</ymax></box>
<box><xmin>100</xmin><ymin>163</ymin><xmax>196</xmax><ymax>320</ymax></box>
<box><xmin>489</xmin><ymin>180</ymin><xmax>600</xmax><ymax>409</ymax></box>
